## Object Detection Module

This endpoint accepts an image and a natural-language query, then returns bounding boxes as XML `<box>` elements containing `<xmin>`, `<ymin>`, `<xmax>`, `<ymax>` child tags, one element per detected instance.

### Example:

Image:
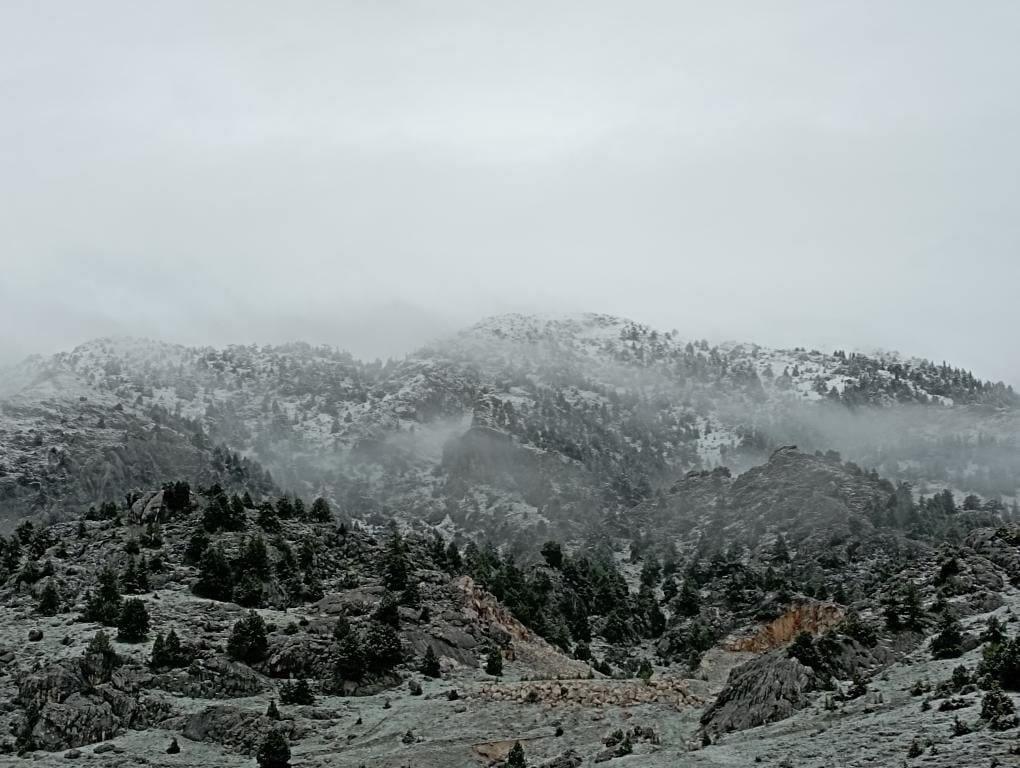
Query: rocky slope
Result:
<box><xmin>0</xmin><ymin>447</ymin><xmax>1017</xmax><ymax>766</ymax></box>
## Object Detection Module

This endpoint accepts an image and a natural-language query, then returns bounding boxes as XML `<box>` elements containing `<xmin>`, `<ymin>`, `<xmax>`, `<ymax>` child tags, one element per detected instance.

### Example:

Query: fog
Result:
<box><xmin>2</xmin><ymin>2</ymin><xmax>1018</xmax><ymax>384</ymax></box>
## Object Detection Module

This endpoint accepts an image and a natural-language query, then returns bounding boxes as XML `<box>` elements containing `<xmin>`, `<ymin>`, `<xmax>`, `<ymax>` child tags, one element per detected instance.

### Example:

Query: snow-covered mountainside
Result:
<box><xmin>0</xmin><ymin>313</ymin><xmax>1017</xmax><ymax>528</ymax></box>
<box><xmin>1</xmin><ymin>317</ymin><xmax>1019</xmax><ymax>764</ymax></box>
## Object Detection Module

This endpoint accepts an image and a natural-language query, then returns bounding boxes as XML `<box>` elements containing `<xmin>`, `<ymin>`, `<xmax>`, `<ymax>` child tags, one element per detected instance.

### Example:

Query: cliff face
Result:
<box><xmin>726</xmin><ymin>601</ymin><xmax>845</xmax><ymax>653</ymax></box>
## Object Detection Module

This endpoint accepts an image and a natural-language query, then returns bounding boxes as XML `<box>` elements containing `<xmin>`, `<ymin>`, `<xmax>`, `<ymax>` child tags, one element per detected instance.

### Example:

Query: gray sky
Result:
<box><xmin>2</xmin><ymin>2</ymin><xmax>1019</xmax><ymax>383</ymax></box>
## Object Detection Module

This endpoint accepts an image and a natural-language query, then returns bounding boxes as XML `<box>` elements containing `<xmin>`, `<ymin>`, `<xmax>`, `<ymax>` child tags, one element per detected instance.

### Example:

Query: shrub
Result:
<box><xmin>280</xmin><ymin>678</ymin><xmax>315</xmax><ymax>705</ymax></box>
<box><xmin>980</xmin><ymin>684</ymin><xmax>1018</xmax><ymax>730</ymax></box>
<box><xmin>256</xmin><ymin>729</ymin><xmax>290</xmax><ymax>768</ymax></box>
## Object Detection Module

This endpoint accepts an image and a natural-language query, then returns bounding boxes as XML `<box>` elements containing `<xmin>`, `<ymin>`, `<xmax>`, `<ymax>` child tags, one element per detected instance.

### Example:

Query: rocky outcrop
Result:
<box><xmin>182</xmin><ymin>706</ymin><xmax>305</xmax><ymax>754</ymax></box>
<box><xmin>153</xmin><ymin>657</ymin><xmax>266</xmax><ymax>699</ymax></box>
<box><xmin>15</xmin><ymin>659</ymin><xmax>172</xmax><ymax>752</ymax></box>
<box><xmin>260</xmin><ymin>632</ymin><xmax>333</xmax><ymax>679</ymax></box>
<box><xmin>726</xmin><ymin>601</ymin><xmax>845</xmax><ymax>653</ymax></box>
<box><xmin>701</xmin><ymin>653</ymin><xmax>817</xmax><ymax>734</ymax></box>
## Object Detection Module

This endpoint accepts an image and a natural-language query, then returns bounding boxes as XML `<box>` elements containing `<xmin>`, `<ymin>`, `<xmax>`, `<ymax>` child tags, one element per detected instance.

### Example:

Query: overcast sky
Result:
<box><xmin>2</xmin><ymin>2</ymin><xmax>1018</xmax><ymax>383</ymax></box>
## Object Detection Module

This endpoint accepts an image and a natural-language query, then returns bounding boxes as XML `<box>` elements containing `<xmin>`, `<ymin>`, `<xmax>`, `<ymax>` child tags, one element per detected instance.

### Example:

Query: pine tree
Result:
<box><xmin>382</xmin><ymin>525</ymin><xmax>409</xmax><ymax>591</ymax></box>
<box><xmin>116</xmin><ymin>598</ymin><xmax>150</xmax><ymax>642</ymax></box>
<box><xmin>165</xmin><ymin>628</ymin><xmax>184</xmax><ymax>666</ymax></box>
<box><xmin>445</xmin><ymin>541</ymin><xmax>463</xmax><ymax>573</ymax></box>
<box><xmin>256</xmin><ymin>729</ymin><xmax>290</xmax><ymax>768</ymax></box>
<box><xmin>257</xmin><ymin>503</ymin><xmax>282</xmax><ymax>533</ymax></box>
<box><xmin>675</xmin><ymin>580</ymin><xmax>700</xmax><ymax>618</ymax></box>
<box><xmin>37</xmin><ymin>580</ymin><xmax>60</xmax><ymax>616</ymax></box>
<box><xmin>980</xmin><ymin>683</ymin><xmax>1018</xmax><ymax>730</ymax></box>
<box><xmin>363</xmin><ymin>621</ymin><xmax>403</xmax><ymax>673</ymax></box>
<box><xmin>980</xmin><ymin>615</ymin><xmax>1007</xmax><ymax>646</ymax></box>
<box><xmin>227</xmin><ymin>610</ymin><xmax>268</xmax><ymax>664</ymax></box>
<box><xmin>485</xmin><ymin>647</ymin><xmax>503</xmax><ymax>677</ymax></box>
<box><xmin>193</xmin><ymin>545</ymin><xmax>234</xmax><ymax>602</ymax></box>
<box><xmin>930</xmin><ymin>612</ymin><xmax>964</xmax><ymax>659</ymax></box>
<box><xmin>280</xmin><ymin>678</ymin><xmax>315</xmax><ymax>705</ymax></box>
<box><xmin>374</xmin><ymin>591</ymin><xmax>401</xmax><ymax>628</ymax></box>
<box><xmin>401</xmin><ymin>578</ymin><xmax>422</xmax><ymax>609</ymax></box>
<box><xmin>333</xmin><ymin>629</ymin><xmax>365</xmax><ymax>681</ymax></box>
<box><xmin>541</xmin><ymin>541</ymin><xmax>563</xmax><ymax>569</ymax></box>
<box><xmin>150</xmin><ymin>632</ymin><xmax>167</xmax><ymax>668</ymax></box>
<box><xmin>267</xmin><ymin>699</ymin><xmax>281</xmax><ymax>720</ymax></box>
<box><xmin>507</xmin><ymin>741</ymin><xmax>526</xmax><ymax>768</ymax></box>
<box><xmin>121</xmin><ymin>556</ymin><xmax>149</xmax><ymax>594</ymax></box>
<box><xmin>184</xmin><ymin>531</ymin><xmax>210</xmax><ymax>565</ymax></box>
<box><xmin>84</xmin><ymin>566</ymin><xmax>122</xmax><ymax>626</ymax></box>
<box><xmin>421</xmin><ymin>645</ymin><xmax>441</xmax><ymax>678</ymax></box>
<box><xmin>79</xmin><ymin>629</ymin><xmax>120</xmax><ymax>687</ymax></box>
<box><xmin>309</xmin><ymin>497</ymin><xmax>332</xmax><ymax>522</ymax></box>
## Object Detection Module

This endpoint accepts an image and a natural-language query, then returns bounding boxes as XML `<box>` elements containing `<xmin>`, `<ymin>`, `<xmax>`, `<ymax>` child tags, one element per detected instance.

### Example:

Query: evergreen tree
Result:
<box><xmin>84</xmin><ymin>566</ymin><xmax>122</xmax><ymax>626</ymax></box>
<box><xmin>121</xmin><ymin>556</ymin><xmax>149</xmax><ymax>594</ymax></box>
<box><xmin>930</xmin><ymin>612</ymin><xmax>964</xmax><ymax>659</ymax></box>
<box><xmin>84</xmin><ymin>630</ymin><xmax>120</xmax><ymax>680</ymax></box>
<box><xmin>382</xmin><ymin>525</ymin><xmax>409</xmax><ymax>591</ymax></box>
<box><xmin>227</xmin><ymin>610</ymin><xmax>268</xmax><ymax>664</ymax></box>
<box><xmin>421</xmin><ymin>645</ymin><xmax>441</xmax><ymax>678</ymax></box>
<box><xmin>374</xmin><ymin>591</ymin><xmax>401</xmax><ymax>628</ymax></box>
<box><xmin>37</xmin><ymin>580</ymin><xmax>60</xmax><ymax>616</ymax></box>
<box><xmin>150</xmin><ymin>632</ymin><xmax>167</xmax><ymax>668</ymax></box>
<box><xmin>193</xmin><ymin>545</ymin><xmax>234</xmax><ymax>602</ymax></box>
<box><xmin>675</xmin><ymin>579</ymin><xmax>700</xmax><ymax>618</ymax></box>
<box><xmin>309</xmin><ymin>497</ymin><xmax>332</xmax><ymax>522</ymax></box>
<box><xmin>266</xmin><ymin>699</ymin><xmax>281</xmax><ymax>721</ymax></box>
<box><xmin>184</xmin><ymin>531</ymin><xmax>210</xmax><ymax>565</ymax></box>
<box><xmin>363</xmin><ymin>621</ymin><xmax>403</xmax><ymax>673</ymax></box>
<box><xmin>507</xmin><ymin>741</ymin><xmax>526</xmax><ymax>768</ymax></box>
<box><xmin>257</xmin><ymin>503</ymin><xmax>282</xmax><ymax>533</ymax></box>
<box><xmin>980</xmin><ymin>615</ymin><xmax>1007</xmax><ymax>646</ymax></box>
<box><xmin>401</xmin><ymin>578</ymin><xmax>422</xmax><ymax>609</ymax></box>
<box><xmin>233</xmin><ymin>572</ymin><xmax>265</xmax><ymax>608</ymax></box>
<box><xmin>116</xmin><ymin>598</ymin><xmax>150</xmax><ymax>642</ymax></box>
<box><xmin>485</xmin><ymin>647</ymin><xmax>503</xmax><ymax>677</ymax></box>
<box><xmin>256</xmin><ymin>729</ymin><xmax>290</xmax><ymax>768</ymax></box>
<box><xmin>445</xmin><ymin>541</ymin><xmax>463</xmax><ymax>573</ymax></box>
<box><xmin>980</xmin><ymin>683</ymin><xmax>1018</xmax><ymax>730</ymax></box>
<box><xmin>540</xmin><ymin>541</ymin><xmax>563</xmax><ymax>569</ymax></box>
<box><xmin>772</xmin><ymin>534</ymin><xmax>790</xmax><ymax>563</ymax></box>
<box><xmin>333</xmin><ymin>629</ymin><xmax>365</xmax><ymax>681</ymax></box>
<box><xmin>165</xmin><ymin>628</ymin><xmax>184</xmax><ymax>667</ymax></box>
<box><xmin>281</xmin><ymin>678</ymin><xmax>315</xmax><ymax>705</ymax></box>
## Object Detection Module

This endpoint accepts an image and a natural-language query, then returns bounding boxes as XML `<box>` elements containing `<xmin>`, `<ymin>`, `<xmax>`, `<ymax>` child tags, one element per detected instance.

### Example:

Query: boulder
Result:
<box><xmin>154</xmin><ymin>657</ymin><xmax>266</xmax><ymax>699</ymax></box>
<box><xmin>701</xmin><ymin>653</ymin><xmax>817</xmax><ymax>734</ymax></box>
<box><xmin>182</xmin><ymin>706</ymin><xmax>304</xmax><ymax>754</ymax></box>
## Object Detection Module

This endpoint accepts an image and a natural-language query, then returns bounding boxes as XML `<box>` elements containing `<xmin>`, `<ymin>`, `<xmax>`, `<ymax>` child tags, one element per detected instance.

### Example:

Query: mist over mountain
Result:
<box><xmin>4</xmin><ymin>2</ymin><xmax>1020</xmax><ymax>764</ymax></box>
<box><xmin>1</xmin><ymin>313</ymin><xmax>1019</xmax><ymax>766</ymax></box>
<box><xmin>2</xmin><ymin>313</ymin><xmax>1017</xmax><ymax>532</ymax></box>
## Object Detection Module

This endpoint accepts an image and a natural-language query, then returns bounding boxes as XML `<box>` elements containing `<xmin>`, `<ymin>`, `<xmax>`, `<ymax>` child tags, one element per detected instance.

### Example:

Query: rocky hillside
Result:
<box><xmin>0</xmin><ymin>447</ymin><xmax>1018</xmax><ymax>766</ymax></box>
<box><xmin>1</xmin><ymin>314</ymin><xmax>1018</xmax><ymax>532</ymax></box>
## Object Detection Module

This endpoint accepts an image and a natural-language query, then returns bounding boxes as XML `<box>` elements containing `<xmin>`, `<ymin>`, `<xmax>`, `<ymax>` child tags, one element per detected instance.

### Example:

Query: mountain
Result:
<box><xmin>1</xmin><ymin>313</ymin><xmax>1017</xmax><ymax>532</ymax></box>
<box><xmin>0</xmin><ymin>315</ymin><xmax>1019</xmax><ymax>764</ymax></box>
